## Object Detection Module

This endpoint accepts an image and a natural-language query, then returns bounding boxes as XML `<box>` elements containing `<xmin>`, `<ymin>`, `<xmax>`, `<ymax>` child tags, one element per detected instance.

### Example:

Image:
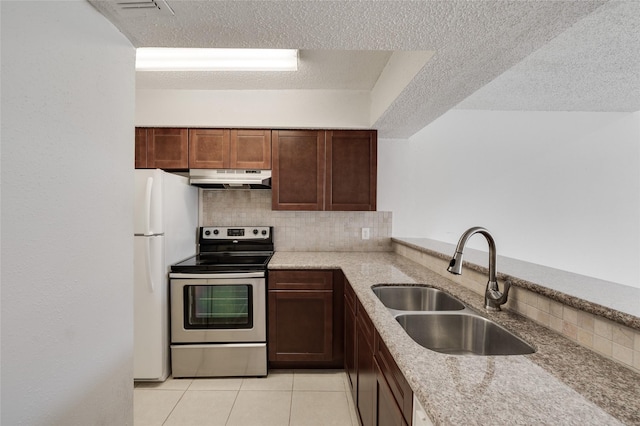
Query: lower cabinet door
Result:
<box><xmin>375</xmin><ymin>359</ymin><xmax>407</xmax><ymax>426</ymax></box>
<box><xmin>357</xmin><ymin>314</ymin><xmax>376</xmax><ymax>426</ymax></box>
<box><xmin>345</xmin><ymin>294</ymin><xmax>357</xmax><ymax>394</ymax></box>
<box><xmin>268</xmin><ymin>290</ymin><xmax>333</xmax><ymax>362</ymax></box>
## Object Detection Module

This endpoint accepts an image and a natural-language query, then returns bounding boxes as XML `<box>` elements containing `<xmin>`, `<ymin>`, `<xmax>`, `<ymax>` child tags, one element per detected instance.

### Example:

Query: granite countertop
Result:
<box><xmin>269</xmin><ymin>251</ymin><xmax>640</xmax><ymax>425</ymax></box>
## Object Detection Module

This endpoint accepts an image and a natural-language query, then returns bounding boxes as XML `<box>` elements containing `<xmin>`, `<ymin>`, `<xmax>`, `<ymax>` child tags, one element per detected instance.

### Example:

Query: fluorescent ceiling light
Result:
<box><xmin>136</xmin><ymin>48</ymin><xmax>298</xmax><ymax>71</ymax></box>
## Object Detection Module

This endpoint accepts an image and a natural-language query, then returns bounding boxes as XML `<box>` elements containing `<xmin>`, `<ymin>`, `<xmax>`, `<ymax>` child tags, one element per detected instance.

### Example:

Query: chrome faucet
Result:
<box><xmin>447</xmin><ymin>227</ymin><xmax>511</xmax><ymax>311</ymax></box>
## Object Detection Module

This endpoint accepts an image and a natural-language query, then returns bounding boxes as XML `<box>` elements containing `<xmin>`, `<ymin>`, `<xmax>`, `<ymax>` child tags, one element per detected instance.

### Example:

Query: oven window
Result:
<box><xmin>185</xmin><ymin>285</ymin><xmax>253</xmax><ymax>329</ymax></box>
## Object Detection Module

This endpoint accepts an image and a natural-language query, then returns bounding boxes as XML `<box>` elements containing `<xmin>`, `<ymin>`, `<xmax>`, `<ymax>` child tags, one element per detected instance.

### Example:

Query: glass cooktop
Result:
<box><xmin>171</xmin><ymin>252</ymin><xmax>272</xmax><ymax>273</ymax></box>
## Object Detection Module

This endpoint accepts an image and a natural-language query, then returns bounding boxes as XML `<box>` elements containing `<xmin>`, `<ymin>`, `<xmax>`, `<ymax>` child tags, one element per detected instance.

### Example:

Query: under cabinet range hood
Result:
<box><xmin>189</xmin><ymin>169</ymin><xmax>271</xmax><ymax>189</ymax></box>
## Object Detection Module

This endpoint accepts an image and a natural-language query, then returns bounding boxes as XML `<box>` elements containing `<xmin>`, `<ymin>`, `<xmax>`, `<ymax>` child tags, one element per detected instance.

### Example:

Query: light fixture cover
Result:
<box><xmin>136</xmin><ymin>48</ymin><xmax>298</xmax><ymax>71</ymax></box>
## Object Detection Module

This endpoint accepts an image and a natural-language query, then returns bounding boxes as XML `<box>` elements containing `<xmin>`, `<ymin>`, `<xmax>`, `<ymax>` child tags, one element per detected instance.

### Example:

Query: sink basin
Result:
<box><xmin>395</xmin><ymin>313</ymin><xmax>535</xmax><ymax>356</ymax></box>
<box><xmin>372</xmin><ymin>286</ymin><xmax>465</xmax><ymax>312</ymax></box>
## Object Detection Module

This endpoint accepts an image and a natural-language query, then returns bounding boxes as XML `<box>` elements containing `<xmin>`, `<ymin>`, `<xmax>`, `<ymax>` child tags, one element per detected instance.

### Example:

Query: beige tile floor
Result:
<box><xmin>134</xmin><ymin>369</ymin><xmax>359</xmax><ymax>426</ymax></box>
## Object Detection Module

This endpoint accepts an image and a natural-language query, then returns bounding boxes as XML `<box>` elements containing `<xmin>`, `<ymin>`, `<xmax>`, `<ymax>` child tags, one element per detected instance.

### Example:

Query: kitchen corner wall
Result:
<box><xmin>2</xmin><ymin>2</ymin><xmax>135</xmax><ymax>425</ymax></box>
<box><xmin>200</xmin><ymin>191</ymin><xmax>392</xmax><ymax>251</ymax></box>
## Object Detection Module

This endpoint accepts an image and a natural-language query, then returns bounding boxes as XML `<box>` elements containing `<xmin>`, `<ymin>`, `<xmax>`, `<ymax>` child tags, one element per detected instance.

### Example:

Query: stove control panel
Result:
<box><xmin>201</xmin><ymin>226</ymin><xmax>271</xmax><ymax>240</ymax></box>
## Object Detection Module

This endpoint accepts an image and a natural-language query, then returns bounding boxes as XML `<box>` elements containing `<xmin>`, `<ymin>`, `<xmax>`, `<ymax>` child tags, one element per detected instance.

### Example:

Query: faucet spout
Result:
<box><xmin>447</xmin><ymin>227</ymin><xmax>509</xmax><ymax>311</ymax></box>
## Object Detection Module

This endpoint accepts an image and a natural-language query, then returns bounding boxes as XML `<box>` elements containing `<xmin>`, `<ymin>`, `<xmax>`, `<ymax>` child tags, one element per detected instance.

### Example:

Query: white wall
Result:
<box><xmin>136</xmin><ymin>89</ymin><xmax>370</xmax><ymax>129</ymax></box>
<box><xmin>1</xmin><ymin>1</ymin><xmax>135</xmax><ymax>424</ymax></box>
<box><xmin>378</xmin><ymin>110</ymin><xmax>640</xmax><ymax>288</ymax></box>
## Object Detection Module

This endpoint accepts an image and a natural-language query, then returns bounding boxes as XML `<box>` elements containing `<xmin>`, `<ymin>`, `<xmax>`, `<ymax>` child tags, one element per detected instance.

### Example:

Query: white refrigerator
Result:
<box><xmin>134</xmin><ymin>169</ymin><xmax>198</xmax><ymax>381</ymax></box>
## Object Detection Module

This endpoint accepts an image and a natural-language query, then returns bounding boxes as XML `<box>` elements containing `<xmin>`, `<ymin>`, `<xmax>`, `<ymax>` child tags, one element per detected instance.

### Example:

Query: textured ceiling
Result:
<box><xmin>456</xmin><ymin>1</ymin><xmax>640</xmax><ymax>112</ymax></box>
<box><xmin>89</xmin><ymin>0</ymin><xmax>637</xmax><ymax>138</ymax></box>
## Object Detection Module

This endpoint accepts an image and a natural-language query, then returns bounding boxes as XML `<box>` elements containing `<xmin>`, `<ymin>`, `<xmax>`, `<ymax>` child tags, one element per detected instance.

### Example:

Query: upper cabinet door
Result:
<box><xmin>230</xmin><ymin>129</ymin><xmax>272</xmax><ymax>169</ymax></box>
<box><xmin>326</xmin><ymin>130</ymin><xmax>377</xmax><ymax>211</ymax></box>
<box><xmin>189</xmin><ymin>128</ymin><xmax>231</xmax><ymax>169</ymax></box>
<box><xmin>272</xmin><ymin>130</ymin><xmax>325</xmax><ymax>211</ymax></box>
<box><xmin>148</xmin><ymin>128</ymin><xmax>189</xmax><ymax>169</ymax></box>
<box><xmin>135</xmin><ymin>127</ymin><xmax>149</xmax><ymax>168</ymax></box>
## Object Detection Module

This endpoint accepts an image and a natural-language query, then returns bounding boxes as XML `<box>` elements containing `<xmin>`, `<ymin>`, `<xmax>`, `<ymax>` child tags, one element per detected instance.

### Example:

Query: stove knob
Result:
<box><xmin>204</xmin><ymin>230</ymin><xmax>211</xmax><ymax>236</ymax></box>
<box><xmin>261</xmin><ymin>230</ymin><xmax>267</xmax><ymax>236</ymax></box>
<box><xmin>213</xmin><ymin>229</ymin><xmax>219</xmax><ymax>235</ymax></box>
<box><xmin>253</xmin><ymin>229</ymin><xmax>259</xmax><ymax>235</ymax></box>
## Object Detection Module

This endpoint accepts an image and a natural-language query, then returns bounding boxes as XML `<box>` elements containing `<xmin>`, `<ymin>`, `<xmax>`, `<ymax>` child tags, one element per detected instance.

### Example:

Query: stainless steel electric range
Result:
<box><xmin>169</xmin><ymin>226</ymin><xmax>273</xmax><ymax>378</ymax></box>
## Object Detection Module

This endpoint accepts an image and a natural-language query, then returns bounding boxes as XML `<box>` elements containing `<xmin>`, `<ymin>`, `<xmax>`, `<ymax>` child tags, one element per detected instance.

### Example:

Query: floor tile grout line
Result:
<box><xmin>224</xmin><ymin>389</ymin><xmax>242</xmax><ymax>426</ymax></box>
<box><xmin>183</xmin><ymin>377</ymin><xmax>196</xmax><ymax>391</ymax></box>
<box><xmin>289</xmin><ymin>389</ymin><xmax>295</xmax><ymax>426</ymax></box>
<box><xmin>287</xmin><ymin>387</ymin><xmax>294</xmax><ymax>426</ymax></box>
<box><xmin>160</xmin><ymin>388</ymin><xmax>188</xmax><ymax>426</ymax></box>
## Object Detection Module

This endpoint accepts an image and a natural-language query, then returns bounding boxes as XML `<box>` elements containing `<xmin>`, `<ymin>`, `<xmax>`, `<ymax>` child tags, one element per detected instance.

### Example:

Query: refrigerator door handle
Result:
<box><xmin>145</xmin><ymin>237</ymin><xmax>155</xmax><ymax>293</ymax></box>
<box><xmin>144</xmin><ymin>176</ymin><xmax>153</xmax><ymax>236</ymax></box>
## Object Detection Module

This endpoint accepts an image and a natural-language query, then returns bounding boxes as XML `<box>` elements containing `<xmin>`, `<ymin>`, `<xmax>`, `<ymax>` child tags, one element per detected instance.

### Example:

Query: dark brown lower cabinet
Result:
<box><xmin>376</xmin><ymin>333</ymin><xmax>414</xmax><ymax>424</ymax></box>
<box><xmin>269</xmin><ymin>270</ymin><xmax>414</xmax><ymax>424</ymax></box>
<box><xmin>376</xmin><ymin>359</ymin><xmax>408</xmax><ymax>426</ymax></box>
<box><xmin>267</xmin><ymin>270</ymin><xmax>343</xmax><ymax>368</ymax></box>
<box><xmin>357</xmin><ymin>304</ymin><xmax>376</xmax><ymax>426</ymax></box>
<box><xmin>346</xmin><ymin>278</ymin><xmax>413</xmax><ymax>426</ymax></box>
<box><xmin>268</xmin><ymin>290</ymin><xmax>332</xmax><ymax>362</ymax></box>
<box><xmin>344</xmin><ymin>276</ymin><xmax>357</xmax><ymax>403</ymax></box>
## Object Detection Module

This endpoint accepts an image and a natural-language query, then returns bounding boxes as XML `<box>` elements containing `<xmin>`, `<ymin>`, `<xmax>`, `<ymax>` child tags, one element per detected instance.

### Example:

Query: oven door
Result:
<box><xmin>170</xmin><ymin>274</ymin><xmax>266</xmax><ymax>344</ymax></box>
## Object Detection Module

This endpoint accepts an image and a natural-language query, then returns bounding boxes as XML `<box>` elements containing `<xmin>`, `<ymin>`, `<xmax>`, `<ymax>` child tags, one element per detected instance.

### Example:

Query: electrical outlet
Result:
<box><xmin>362</xmin><ymin>227</ymin><xmax>370</xmax><ymax>240</ymax></box>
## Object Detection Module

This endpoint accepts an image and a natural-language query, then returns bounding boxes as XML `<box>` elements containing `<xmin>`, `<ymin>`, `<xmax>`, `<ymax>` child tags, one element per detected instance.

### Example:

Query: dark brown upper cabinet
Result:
<box><xmin>135</xmin><ymin>128</ymin><xmax>189</xmax><ymax>169</ymax></box>
<box><xmin>231</xmin><ymin>129</ymin><xmax>272</xmax><ymax>169</ymax></box>
<box><xmin>189</xmin><ymin>128</ymin><xmax>271</xmax><ymax>169</ymax></box>
<box><xmin>326</xmin><ymin>130</ymin><xmax>377</xmax><ymax>211</ymax></box>
<box><xmin>272</xmin><ymin>130</ymin><xmax>326</xmax><ymax>211</ymax></box>
<box><xmin>189</xmin><ymin>128</ymin><xmax>231</xmax><ymax>169</ymax></box>
<box><xmin>272</xmin><ymin>129</ymin><xmax>377</xmax><ymax>211</ymax></box>
<box><xmin>135</xmin><ymin>127</ymin><xmax>149</xmax><ymax>169</ymax></box>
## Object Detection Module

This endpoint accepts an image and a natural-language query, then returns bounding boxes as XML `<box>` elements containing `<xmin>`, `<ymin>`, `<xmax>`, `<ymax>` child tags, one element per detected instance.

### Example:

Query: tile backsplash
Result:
<box><xmin>506</xmin><ymin>286</ymin><xmax>640</xmax><ymax>374</ymax></box>
<box><xmin>200</xmin><ymin>190</ymin><xmax>392</xmax><ymax>251</ymax></box>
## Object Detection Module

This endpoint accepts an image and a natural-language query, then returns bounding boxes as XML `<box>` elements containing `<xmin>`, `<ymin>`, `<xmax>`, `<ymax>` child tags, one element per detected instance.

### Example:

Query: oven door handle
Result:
<box><xmin>169</xmin><ymin>272</ymin><xmax>265</xmax><ymax>279</ymax></box>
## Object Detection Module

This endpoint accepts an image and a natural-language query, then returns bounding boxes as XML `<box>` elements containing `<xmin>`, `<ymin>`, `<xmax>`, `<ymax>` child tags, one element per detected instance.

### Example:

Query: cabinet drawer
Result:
<box><xmin>376</xmin><ymin>334</ymin><xmax>413</xmax><ymax>424</ymax></box>
<box><xmin>269</xmin><ymin>270</ymin><xmax>334</xmax><ymax>291</ymax></box>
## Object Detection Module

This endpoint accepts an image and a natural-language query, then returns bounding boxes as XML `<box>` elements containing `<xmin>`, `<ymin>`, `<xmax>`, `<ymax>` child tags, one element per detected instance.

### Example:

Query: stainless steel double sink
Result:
<box><xmin>372</xmin><ymin>286</ymin><xmax>535</xmax><ymax>356</ymax></box>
